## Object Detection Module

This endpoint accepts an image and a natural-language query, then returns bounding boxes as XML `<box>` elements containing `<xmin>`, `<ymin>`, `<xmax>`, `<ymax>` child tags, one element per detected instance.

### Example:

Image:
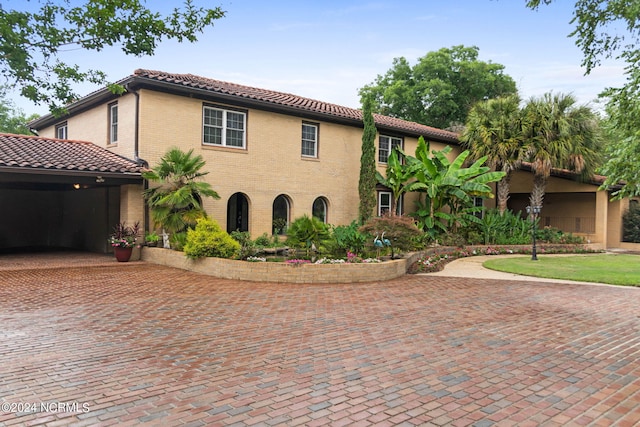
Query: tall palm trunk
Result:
<box><xmin>529</xmin><ymin>173</ymin><xmax>546</xmax><ymax>214</ymax></box>
<box><xmin>497</xmin><ymin>172</ymin><xmax>512</xmax><ymax>215</ymax></box>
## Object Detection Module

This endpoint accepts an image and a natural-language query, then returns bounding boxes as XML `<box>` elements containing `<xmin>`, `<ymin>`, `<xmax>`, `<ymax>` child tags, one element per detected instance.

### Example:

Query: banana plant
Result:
<box><xmin>405</xmin><ymin>137</ymin><xmax>505</xmax><ymax>233</ymax></box>
<box><xmin>375</xmin><ymin>148</ymin><xmax>414</xmax><ymax>216</ymax></box>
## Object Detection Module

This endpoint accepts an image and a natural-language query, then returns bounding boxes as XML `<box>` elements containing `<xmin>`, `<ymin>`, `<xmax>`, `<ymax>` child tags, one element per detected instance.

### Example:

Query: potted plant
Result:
<box><xmin>108</xmin><ymin>221</ymin><xmax>141</xmax><ymax>262</ymax></box>
<box><xmin>145</xmin><ymin>231</ymin><xmax>160</xmax><ymax>247</ymax></box>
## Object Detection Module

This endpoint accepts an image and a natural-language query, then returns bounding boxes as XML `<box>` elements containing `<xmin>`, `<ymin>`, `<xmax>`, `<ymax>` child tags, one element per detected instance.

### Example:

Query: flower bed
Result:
<box><xmin>141</xmin><ymin>247</ymin><xmax>407</xmax><ymax>283</ymax></box>
<box><xmin>409</xmin><ymin>244</ymin><xmax>600</xmax><ymax>273</ymax></box>
<box><xmin>141</xmin><ymin>244</ymin><xmax>600</xmax><ymax>283</ymax></box>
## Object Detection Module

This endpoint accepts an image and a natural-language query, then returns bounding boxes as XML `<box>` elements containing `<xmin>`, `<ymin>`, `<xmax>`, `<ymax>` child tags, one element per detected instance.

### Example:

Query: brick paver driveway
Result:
<box><xmin>0</xmin><ymin>258</ymin><xmax>639</xmax><ymax>426</ymax></box>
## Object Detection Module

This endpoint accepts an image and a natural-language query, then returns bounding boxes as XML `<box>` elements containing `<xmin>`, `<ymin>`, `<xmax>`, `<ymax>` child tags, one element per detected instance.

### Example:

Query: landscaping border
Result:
<box><xmin>141</xmin><ymin>243</ymin><xmax>597</xmax><ymax>284</ymax></box>
<box><xmin>142</xmin><ymin>247</ymin><xmax>408</xmax><ymax>283</ymax></box>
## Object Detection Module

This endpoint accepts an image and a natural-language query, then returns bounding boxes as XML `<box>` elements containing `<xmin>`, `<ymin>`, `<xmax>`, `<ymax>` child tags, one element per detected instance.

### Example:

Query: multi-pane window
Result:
<box><xmin>378</xmin><ymin>192</ymin><xmax>392</xmax><ymax>216</ymax></box>
<box><xmin>55</xmin><ymin>123</ymin><xmax>68</xmax><ymax>139</ymax></box>
<box><xmin>302</xmin><ymin>123</ymin><xmax>318</xmax><ymax>157</ymax></box>
<box><xmin>378</xmin><ymin>191</ymin><xmax>402</xmax><ymax>216</ymax></box>
<box><xmin>203</xmin><ymin>106</ymin><xmax>246</xmax><ymax>148</ymax></box>
<box><xmin>378</xmin><ymin>135</ymin><xmax>403</xmax><ymax>163</ymax></box>
<box><xmin>109</xmin><ymin>103</ymin><xmax>118</xmax><ymax>144</ymax></box>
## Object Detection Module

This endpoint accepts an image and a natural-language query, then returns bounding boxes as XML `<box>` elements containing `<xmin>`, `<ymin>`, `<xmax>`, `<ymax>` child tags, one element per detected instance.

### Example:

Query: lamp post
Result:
<box><xmin>526</xmin><ymin>205</ymin><xmax>541</xmax><ymax>261</ymax></box>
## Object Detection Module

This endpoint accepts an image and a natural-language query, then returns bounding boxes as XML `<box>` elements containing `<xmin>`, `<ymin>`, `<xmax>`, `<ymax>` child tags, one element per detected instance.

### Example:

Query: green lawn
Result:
<box><xmin>483</xmin><ymin>254</ymin><xmax>640</xmax><ymax>287</ymax></box>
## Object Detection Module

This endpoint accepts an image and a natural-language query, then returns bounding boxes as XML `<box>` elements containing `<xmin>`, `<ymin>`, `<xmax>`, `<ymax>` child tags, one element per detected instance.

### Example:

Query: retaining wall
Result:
<box><xmin>141</xmin><ymin>247</ymin><xmax>408</xmax><ymax>283</ymax></box>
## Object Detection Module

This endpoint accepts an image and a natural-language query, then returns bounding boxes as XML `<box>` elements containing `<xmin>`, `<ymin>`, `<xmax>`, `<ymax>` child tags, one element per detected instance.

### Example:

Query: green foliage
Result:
<box><xmin>460</xmin><ymin>95</ymin><xmax>524</xmax><ymax>213</ymax></box>
<box><xmin>253</xmin><ymin>233</ymin><xmax>272</xmax><ymax>247</ymax></box>
<box><xmin>145</xmin><ymin>231</ymin><xmax>159</xmax><ymax>243</ymax></box>
<box><xmin>0</xmin><ymin>1</ymin><xmax>225</xmax><ymax>113</ymax></box>
<box><xmin>599</xmin><ymin>88</ymin><xmax>640</xmax><ymax>199</ymax></box>
<box><xmin>359</xmin><ymin>45</ymin><xmax>517</xmax><ymax>129</ymax></box>
<box><xmin>526</xmin><ymin>0</ymin><xmax>638</xmax><ymax>76</ymax></box>
<box><xmin>521</xmin><ymin>93</ymin><xmax>603</xmax><ymax>208</ymax></box>
<box><xmin>376</xmin><ymin>148</ymin><xmax>413</xmax><ymax>216</ymax></box>
<box><xmin>230</xmin><ymin>230</ymin><xmax>257</xmax><ymax>259</ymax></box>
<box><xmin>358</xmin><ymin>96</ymin><xmax>378</xmax><ymax>224</ymax></box>
<box><xmin>0</xmin><ymin>88</ymin><xmax>39</xmax><ymax>134</ymax></box>
<box><xmin>170</xmin><ymin>232</ymin><xmax>188</xmax><ymax>252</ymax></box>
<box><xmin>622</xmin><ymin>203</ymin><xmax>640</xmax><ymax>242</ymax></box>
<box><xmin>143</xmin><ymin>148</ymin><xmax>219</xmax><ymax>234</ymax></box>
<box><xmin>286</xmin><ymin>215</ymin><xmax>330</xmax><ymax>251</ymax></box>
<box><xmin>405</xmin><ymin>137</ymin><xmax>505</xmax><ymax>235</ymax></box>
<box><xmin>526</xmin><ymin>1</ymin><xmax>638</xmax><ymax>200</ymax></box>
<box><xmin>474</xmin><ymin>209</ymin><xmax>532</xmax><ymax>245</ymax></box>
<box><xmin>184</xmin><ymin>218</ymin><xmax>241</xmax><ymax>259</ymax></box>
<box><xmin>536</xmin><ymin>226</ymin><xmax>586</xmax><ymax>244</ymax></box>
<box><xmin>360</xmin><ymin>215</ymin><xmax>423</xmax><ymax>252</ymax></box>
<box><xmin>331</xmin><ymin>220</ymin><xmax>369</xmax><ymax>256</ymax></box>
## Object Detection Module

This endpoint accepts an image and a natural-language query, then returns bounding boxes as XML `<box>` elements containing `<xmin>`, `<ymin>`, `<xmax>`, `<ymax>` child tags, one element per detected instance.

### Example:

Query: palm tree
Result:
<box><xmin>521</xmin><ymin>93</ymin><xmax>603</xmax><ymax>211</ymax></box>
<box><xmin>143</xmin><ymin>148</ymin><xmax>220</xmax><ymax>234</ymax></box>
<box><xmin>460</xmin><ymin>94</ymin><xmax>524</xmax><ymax>214</ymax></box>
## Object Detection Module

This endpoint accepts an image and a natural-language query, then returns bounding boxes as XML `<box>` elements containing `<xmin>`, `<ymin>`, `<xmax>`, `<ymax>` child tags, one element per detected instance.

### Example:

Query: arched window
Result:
<box><xmin>312</xmin><ymin>197</ymin><xmax>328</xmax><ymax>223</ymax></box>
<box><xmin>272</xmin><ymin>195</ymin><xmax>290</xmax><ymax>234</ymax></box>
<box><xmin>227</xmin><ymin>193</ymin><xmax>249</xmax><ymax>233</ymax></box>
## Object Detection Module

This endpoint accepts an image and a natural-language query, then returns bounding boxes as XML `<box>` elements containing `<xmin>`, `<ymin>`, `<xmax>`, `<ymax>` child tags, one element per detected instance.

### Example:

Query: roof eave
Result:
<box><xmin>29</xmin><ymin>74</ymin><xmax>460</xmax><ymax>144</ymax></box>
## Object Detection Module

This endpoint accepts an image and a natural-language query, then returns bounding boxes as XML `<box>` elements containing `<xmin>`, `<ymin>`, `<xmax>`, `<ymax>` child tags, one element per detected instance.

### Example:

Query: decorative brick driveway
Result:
<box><xmin>0</xmin><ymin>256</ymin><xmax>639</xmax><ymax>426</ymax></box>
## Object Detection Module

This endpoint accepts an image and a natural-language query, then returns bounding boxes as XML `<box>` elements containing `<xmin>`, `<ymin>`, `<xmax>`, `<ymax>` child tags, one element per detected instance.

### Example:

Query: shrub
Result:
<box><xmin>230</xmin><ymin>230</ymin><xmax>257</xmax><ymax>259</ymax></box>
<box><xmin>331</xmin><ymin>220</ymin><xmax>369</xmax><ymax>256</ymax></box>
<box><xmin>184</xmin><ymin>218</ymin><xmax>241</xmax><ymax>259</ymax></box>
<box><xmin>253</xmin><ymin>233</ymin><xmax>272</xmax><ymax>247</ymax></box>
<box><xmin>170</xmin><ymin>231</ymin><xmax>188</xmax><ymax>251</ymax></box>
<box><xmin>286</xmin><ymin>215</ymin><xmax>331</xmax><ymax>251</ymax></box>
<box><xmin>360</xmin><ymin>215</ymin><xmax>422</xmax><ymax>253</ymax></box>
<box><xmin>476</xmin><ymin>209</ymin><xmax>531</xmax><ymax>245</ymax></box>
<box><xmin>438</xmin><ymin>232</ymin><xmax>466</xmax><ymax>247</ymax></box>
<box><xmin>537</xmin><ymin>226</ymin><xmax>586</xmax><ymax>244</ymax></box>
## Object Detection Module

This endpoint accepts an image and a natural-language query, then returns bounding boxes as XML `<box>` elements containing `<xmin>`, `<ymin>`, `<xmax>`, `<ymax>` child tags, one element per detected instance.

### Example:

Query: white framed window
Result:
<box><xmin>109</xmin><ymin>103</ymin><xmax>118</xmax><ymax>144</ymax></box>
<box><xmin>378</xmin><ymin>191</ymin><xmax>402</xmax><ymax>216</ymax></box>
<box><xmin>55</xmin><ymin>122</ymin><xmax>68</xmax><ymax>139</ymax></box>
<box><xmin>203</xmin><ymin>106</ymin><xmax>246</xmax><ymax>148</ymax></box>
<box><xmin>378</xmin><ymin>192</ymin><xmax>392</xmax><ymax>216</ymax></box>
<box><xmin>378</xmin><ymin>135</ymin><xmax>403</xmax><ymax>163</ymax></box>
<box><xmin>302</xmin><ymin>122</ymin><xmax>318</xmax><ymax>157</ymax></box>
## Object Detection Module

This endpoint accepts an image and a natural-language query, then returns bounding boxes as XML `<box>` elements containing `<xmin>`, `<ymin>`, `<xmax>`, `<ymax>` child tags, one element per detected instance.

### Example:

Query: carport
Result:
<box><xmin>0</xmin><ymin>133</ymin><xmax>143</xmax><ymax>253</ymax></box>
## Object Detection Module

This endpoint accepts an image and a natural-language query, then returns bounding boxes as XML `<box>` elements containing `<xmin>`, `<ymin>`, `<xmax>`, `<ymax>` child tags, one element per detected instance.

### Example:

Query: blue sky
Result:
<box><xmin>13</xmin><ymin>0</ymin><xmax>627</xmax><ymax>116</ymax></box>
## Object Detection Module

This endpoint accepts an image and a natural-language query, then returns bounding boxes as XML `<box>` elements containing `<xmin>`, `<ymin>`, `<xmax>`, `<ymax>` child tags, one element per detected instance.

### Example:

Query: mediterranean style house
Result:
<box><xmin>9</xmin><ymin>69</ymin><xmax>633</xmax><ymax>253</ymax></box>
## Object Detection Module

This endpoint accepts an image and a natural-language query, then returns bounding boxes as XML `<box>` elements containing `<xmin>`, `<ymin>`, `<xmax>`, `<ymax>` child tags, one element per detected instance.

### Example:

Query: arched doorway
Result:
<box><xmin>272</xmin><ymin>194</ymin><xmax>290</xmax><ymax>235</ymax></box>
<box><xmin>227</xmin><ymin>192</ymin><xmax>249</xmax><ymax>233</ymax></box>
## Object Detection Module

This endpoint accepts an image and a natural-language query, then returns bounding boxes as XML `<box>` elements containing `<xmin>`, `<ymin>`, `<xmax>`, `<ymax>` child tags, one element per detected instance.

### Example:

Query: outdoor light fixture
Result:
<box><xmin>95</xmin><ymin>176</ymin><xmax>105</xmax><ymax>183</ymax></box>
<box><xmin>526</xmin><ymin>205</ymin><xmax>542</xmax><ymax>261</ymax></box>
<box><xmin>73</xmin><ymin>183</ymin><xmax>80</xmax><ymax>189</ymax></box>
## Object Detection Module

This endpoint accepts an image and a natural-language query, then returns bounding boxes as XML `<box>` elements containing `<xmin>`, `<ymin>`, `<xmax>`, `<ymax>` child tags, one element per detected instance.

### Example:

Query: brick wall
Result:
<box><xmin>142</xmin><ymin>247</ymin><xmax>408</xmax><ymax>283</ymax></box>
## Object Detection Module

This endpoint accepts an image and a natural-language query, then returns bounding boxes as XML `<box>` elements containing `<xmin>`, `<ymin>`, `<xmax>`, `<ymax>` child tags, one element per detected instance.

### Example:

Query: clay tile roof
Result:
<box><xmin>133</xmin><ymin>69</ymin><xmax>460</xmax><ymax>143</ymax></box>
<box><xmin>0</xmin><ymin>133</ymin><xmax>142</xmax><ymax>175</ymax></box>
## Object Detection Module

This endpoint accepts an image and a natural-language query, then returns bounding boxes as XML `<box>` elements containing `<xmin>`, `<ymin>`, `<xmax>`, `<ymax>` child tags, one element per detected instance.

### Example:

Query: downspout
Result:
<box><xmin>125</xmin><ymin>84</ymin><xmax>151</xmax><ymax>233</ymax></box>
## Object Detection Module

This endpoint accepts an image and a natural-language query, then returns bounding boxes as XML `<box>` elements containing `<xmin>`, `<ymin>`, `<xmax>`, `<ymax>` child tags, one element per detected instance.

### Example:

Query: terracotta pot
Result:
<box><xmin>114</xmin><ymin>247</ymin><xmax>133</xmax><ymax>262</ymax></box>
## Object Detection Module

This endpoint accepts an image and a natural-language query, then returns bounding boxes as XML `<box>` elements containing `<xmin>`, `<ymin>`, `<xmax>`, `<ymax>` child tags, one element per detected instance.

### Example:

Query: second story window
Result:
<box><xmin>55</xmin><ymin>122</ymin><xmax>68</xmax><ymax>139</ymax></box>
<box><xmin>109</xmin><ymin>103</ymin><xmax>118</xmax><ymax>144</ymax></box>
<box><xmin>301</xmin><ymin>122</ymin><xmax>318</xmax><ymax>157</ymax></box>
<box><xmin>203</xmin><ymin>106</ymin><xmax>246</xmax><ymax>148</ymax></box>
<box><xmin>378</xmin><ymin>135</ymin><xmax>403</xmax><ymax>163</ymax></box>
